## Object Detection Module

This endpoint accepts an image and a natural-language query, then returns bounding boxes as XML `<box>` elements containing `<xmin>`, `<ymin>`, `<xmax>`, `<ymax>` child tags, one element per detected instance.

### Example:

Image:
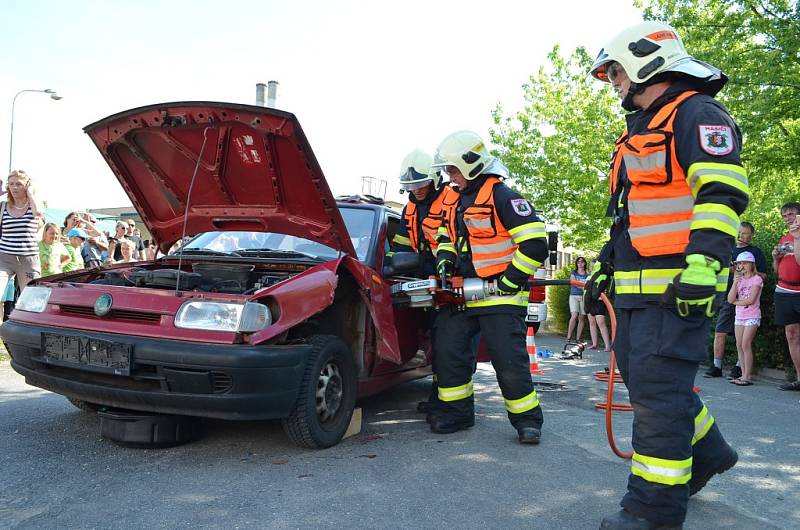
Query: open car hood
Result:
<box><xmin>84</xmin><ymin>102</ymin><xmax>355</xmax><ymax>256</ymax></box>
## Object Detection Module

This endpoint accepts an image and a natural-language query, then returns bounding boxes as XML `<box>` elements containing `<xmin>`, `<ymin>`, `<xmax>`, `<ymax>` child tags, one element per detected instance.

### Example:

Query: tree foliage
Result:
<box><xmin>490</xmin><ymin>46</ymin><xmax>623</xmax><ymax>251</ymax></box>
<box><xmin>638</xmin><ymin>0</ymin><xmax>800</xmax><ymax>228</ymax></box>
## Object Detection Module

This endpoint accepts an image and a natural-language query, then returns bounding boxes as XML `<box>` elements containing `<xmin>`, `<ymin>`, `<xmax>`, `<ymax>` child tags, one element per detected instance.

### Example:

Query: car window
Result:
<box><xmin>339</xmin><ymin>207</ymin><xmax>376</xmax><ymax>262</ymax></box>
<box><xmin>386</xmin><ymin>215</ymin><xmax>400</xmax><ymax>256</ymax></box>
<box><xmin>180</xmin><ymin>207</ymin><xmax>377</xmax><ymax>262</ymax></box>
<box><xmin>183</xmin><ymin>231</ymin><xmax>338</xmax><ymax>259</ymax></box>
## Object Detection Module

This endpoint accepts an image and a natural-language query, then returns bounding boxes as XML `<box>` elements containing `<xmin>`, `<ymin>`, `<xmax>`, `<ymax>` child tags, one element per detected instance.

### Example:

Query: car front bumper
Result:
<box><xmin>2</xmin><ymin>320</ymin><xmax>310</xmax><ymax>420</ymax></box>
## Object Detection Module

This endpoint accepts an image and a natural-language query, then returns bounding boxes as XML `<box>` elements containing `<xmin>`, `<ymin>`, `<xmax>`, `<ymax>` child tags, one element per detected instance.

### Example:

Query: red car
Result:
<box><xmin>1</xmin><ymin>102</ymin><xmax>434</xmax><ymax>448</ymax></box>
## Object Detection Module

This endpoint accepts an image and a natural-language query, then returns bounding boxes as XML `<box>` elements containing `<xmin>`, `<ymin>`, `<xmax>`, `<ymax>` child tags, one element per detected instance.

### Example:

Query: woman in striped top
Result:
<box><xmin>0</xmin><ymin>170</ymin><xmax>44</xmax><ymax>320</ymax></box>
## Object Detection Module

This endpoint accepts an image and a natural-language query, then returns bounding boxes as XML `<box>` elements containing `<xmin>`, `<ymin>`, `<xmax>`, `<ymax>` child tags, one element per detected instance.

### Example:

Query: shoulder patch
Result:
<box><xmin>510</xmin><ymin>198</ymin><xmax>533</xmax><ymax>216</ymax></box>
<box><xmin>699</xmin><ymin>125</ymin><xmax>733</xmax><ymax>156</ymax></box>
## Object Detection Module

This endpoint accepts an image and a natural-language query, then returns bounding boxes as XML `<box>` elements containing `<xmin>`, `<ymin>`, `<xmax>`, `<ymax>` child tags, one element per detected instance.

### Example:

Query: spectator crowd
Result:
<box><xmin>0</xmin><ymin>170</ymin><xmax>159</xmax><ymax>318</ymax></box>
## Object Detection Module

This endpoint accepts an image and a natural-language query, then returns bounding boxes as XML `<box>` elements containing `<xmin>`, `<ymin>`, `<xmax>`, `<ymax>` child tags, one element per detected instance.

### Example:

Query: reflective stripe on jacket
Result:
<box><xmin>610</xmin><ymin>91</ymin><xmax>699</xmax><ymax>257</ymax></box>
<box><xmin>463</xmin><ymin>177</ymin><xmax>516</xmax><ymax>277</ymax></box>
<box><xmin>421</xmin><ymin>186</ymin><xmax>459</xmax><ymax>253</ymax></box>
<box><xmin>401</xmin><ymin>200</ymin><xmax>421</xmax><ymax>251</ymax></box>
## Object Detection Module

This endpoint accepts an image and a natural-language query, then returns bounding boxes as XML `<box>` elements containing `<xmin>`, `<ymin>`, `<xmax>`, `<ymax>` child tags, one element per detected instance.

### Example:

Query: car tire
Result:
<box><xmin>66</xmin><ymin>396</ymin><xmax>104</xmax><ymax>413</ymax></box>
<box><xmin>282</xmin><ymin>334</ymin><xmax>357</xmax><ymax>449</ymax></box>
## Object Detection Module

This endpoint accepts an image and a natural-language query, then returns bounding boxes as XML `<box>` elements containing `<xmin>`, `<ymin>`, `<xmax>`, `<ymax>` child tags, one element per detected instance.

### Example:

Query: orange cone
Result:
<box><xmin>527</xmin><ymin>326</ymin><xmax>543</xmax><ymax>375</ymax></box>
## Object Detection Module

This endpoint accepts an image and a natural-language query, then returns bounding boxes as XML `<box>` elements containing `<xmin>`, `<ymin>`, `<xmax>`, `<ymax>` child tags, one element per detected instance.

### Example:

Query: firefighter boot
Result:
<box><xmin>599</xmin><ymin>509</ymin><xmax>682</xmax><ymax>529</ymax></box>
<box><xmin>517</xmin><ymin>426</ymin><xmax>541</xmax><ymax>445</ymax></box>
<box><xmin>690</xmin><ymin>445</ymin><xmax>738</xmax><ymax>496</ymax></box>
<box><xmin>430</xmin><ymin>416</ymin><xmax>475</xmax><ymax>434</ymax></box>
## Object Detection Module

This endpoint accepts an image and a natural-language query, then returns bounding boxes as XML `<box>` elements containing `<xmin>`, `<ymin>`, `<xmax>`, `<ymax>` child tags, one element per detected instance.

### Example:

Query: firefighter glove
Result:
<box><xmin>662</xmin><ymin>254</ymin><xmax>720</xmax><ymax>318</ymax></box>
<box><xmin>437</xmin><ymin>256</ymin><xmax>455</xmax><ymax>278</ymax></box>
<box><xmin>583</xmin><ymin>261</ymin><xmax>613</xmax><ymax>307</ymax></box>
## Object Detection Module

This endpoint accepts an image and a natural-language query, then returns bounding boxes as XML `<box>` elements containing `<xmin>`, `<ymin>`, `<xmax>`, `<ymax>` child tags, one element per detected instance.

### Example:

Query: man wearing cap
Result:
<box><xmin>63</xmin><ymin>228</ymin><xmax>88</xmax><ymax>272</ymax></box>
<box><xmin>705</xmin><ymin>221</ymin><xmax>767</xmax><ymax>379</ymax></box>
<box><xmin>587</xmin><ymin>21</ymin><xmax>749</xmax><ymax>529</ymax></box>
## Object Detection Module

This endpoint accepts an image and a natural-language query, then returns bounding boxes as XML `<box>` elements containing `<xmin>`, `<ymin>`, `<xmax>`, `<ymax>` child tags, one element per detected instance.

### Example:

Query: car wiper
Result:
<box><xmin>234</xmin><ymin>248</ymin><xmax>323</xmax><ymax>260</ymax></box>
<box><xmin>170</xmin><ymin>248</ymin><xmax>241</xmax><ymax>257</ymax></box>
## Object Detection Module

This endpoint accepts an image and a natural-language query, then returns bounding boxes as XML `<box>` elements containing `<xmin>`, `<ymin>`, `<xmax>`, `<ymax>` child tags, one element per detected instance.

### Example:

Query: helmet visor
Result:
<box><xmin>399</xmin><ymin>168</ymin><xmax>433</xmax><ymax>190</ymax></box>
<box><xmin>439</xmin><ymin>165</ymin><xmax>463</xmax><ymax>179</ymax></box>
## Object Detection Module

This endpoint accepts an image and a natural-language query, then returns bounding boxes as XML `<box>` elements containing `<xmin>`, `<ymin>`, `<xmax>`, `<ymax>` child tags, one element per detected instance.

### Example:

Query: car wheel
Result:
<box><xmin>66</xmin><ymin>396</ymin><xmax>104</xmax><ymax>413</ymax></box>
<box><xmin>282</xmin><ymin>335</ymin><xmax>357</xmax><ymax>449</ymax></box>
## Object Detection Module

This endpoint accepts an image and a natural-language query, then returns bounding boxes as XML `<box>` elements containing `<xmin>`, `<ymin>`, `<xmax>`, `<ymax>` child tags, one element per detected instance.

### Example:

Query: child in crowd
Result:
<box><xmin>63</xmin><ymin>228</ymin><xmax>87</xmax><ymax>272</ymax></box>
<box><xmin>726</xmin><ymin>251</ymin><xmax>763</xmax><ymax>386</ymax></box>
<box><xmin>117</xmin><ymin>238</ymin><xmax>138</xmax><ymax>263</ymax></box>
<box><xmin>39</xmin><ymin>223</ymin><xmax>71</xmax><ymax>276</ymax></box>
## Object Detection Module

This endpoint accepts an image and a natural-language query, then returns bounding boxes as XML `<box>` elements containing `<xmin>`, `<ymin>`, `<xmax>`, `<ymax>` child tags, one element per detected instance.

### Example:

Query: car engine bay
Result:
<box><xmin>89</xmin><ymin>262</ymin><xmax>298</xmax><ymax>295</ymax></box>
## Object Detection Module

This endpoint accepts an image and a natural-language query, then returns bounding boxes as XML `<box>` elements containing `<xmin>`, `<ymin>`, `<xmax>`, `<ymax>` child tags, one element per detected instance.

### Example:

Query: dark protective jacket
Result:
<box><xmin>390</xmin><ymin>185</ymin><xmax>456</xmax><ymax>277</ymax></box>
<box><xmin>600</xmin><ymin>82</ymin><xmax>750</xmax><ymax>308</ymax></box>
<box><xmin>437</xmin><ymin>174</ymin><xmax>548</xmax><ymax>310</ymax></box>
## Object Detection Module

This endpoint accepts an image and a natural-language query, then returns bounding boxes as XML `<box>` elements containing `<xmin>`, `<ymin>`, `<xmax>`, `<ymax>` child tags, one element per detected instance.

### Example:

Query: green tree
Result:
<box><xmin>490</xmin><ymin>46</ymin><xmax>624</xmax><ymax>251</ymax></box>
<box><xmin>638</xmin><ymin>0</ymin><xmax>800</xmax><ymax>228</ymax></box>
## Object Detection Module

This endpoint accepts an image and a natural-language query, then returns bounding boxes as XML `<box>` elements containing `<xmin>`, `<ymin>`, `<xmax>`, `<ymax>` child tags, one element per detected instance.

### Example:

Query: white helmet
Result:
<box><xmin>398</xmin><ymin>149</ymin><xmax>439</xmax><ymax>192</ymax></box>
<box><xmin>590</xmin><ymin>21</ymin><xmax>727</xmax><ymax>96</ymax></box>
<box><xmin>431</xmin><ymin>130</ymin><xmax>494</xmax><ymax>181</ymax></box>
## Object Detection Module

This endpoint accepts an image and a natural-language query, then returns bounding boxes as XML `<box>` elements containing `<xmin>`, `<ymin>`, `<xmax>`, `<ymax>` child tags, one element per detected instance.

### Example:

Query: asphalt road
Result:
<box><xmin>1</xmin><ymin>332</ymin><xmax>798</xmax><ymax>530</ymax></box>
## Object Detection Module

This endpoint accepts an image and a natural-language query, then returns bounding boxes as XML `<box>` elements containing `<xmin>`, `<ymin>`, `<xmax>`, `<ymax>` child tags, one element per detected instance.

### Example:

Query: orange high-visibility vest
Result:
<box><xmin>610</xmin><ymin>91</ymin><xmax>699</xmax><ymax>256</ymax></box>
<box><xmin>402</xmin><ymin>200</ymin><xmax>422</xmax><ymax>251</ymax></box>
<box><xmin>463</xmin><ymin>177</ymin><xmax>516</xmax><ymax>277</ymax></box>
<box><xmin>421</xmin><ymin>186</ymin><xmax>459</xmax><ymax>252</ymax></box>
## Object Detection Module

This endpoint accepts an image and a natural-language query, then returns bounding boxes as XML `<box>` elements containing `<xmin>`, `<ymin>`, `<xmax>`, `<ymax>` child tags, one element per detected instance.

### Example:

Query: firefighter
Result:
<box><xmin>390</xmin><ymin>149</ymin><xmax>458</xmax><ymax>277</ymax></box>
<box><xmin>430</xmin><ymin>130</ymin><xmax>548</xmax><ymax>444</ymax></box>
<box><xmin>390</xmin><ymin>149</ymin><xmax>460</xmax><ymax>418</ymax></box>
<box><xmin>587</xmin><ymin>21</ymin><xmax>749</xmax><ymax>529</ymax></box>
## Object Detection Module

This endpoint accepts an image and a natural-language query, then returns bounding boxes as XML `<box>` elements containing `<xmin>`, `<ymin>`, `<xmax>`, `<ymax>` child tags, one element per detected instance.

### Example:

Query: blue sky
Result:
<box><xmin>1</xmin><ymin>0</ymin><xmax>642</xmax><ymax>209</ymax></box>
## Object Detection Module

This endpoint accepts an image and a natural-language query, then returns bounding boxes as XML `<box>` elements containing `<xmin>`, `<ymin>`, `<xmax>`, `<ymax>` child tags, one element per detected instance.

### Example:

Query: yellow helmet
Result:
<box><xmin>590</xmin><ymin>21</ymin><xmax>726</xmax><ymax>95</ymax></box>
<box><xmin>399</xmin><ymin>149</ymin><xmax>439</xmax><ymax>191</ymax></box>
<box><xmin>431</xmin><ymin>130</ymin><xmax>493</xmax><ymax>181</ymax></box>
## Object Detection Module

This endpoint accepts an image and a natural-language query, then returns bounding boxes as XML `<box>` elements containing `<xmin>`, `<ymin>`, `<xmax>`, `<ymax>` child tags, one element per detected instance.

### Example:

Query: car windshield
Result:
<box><xmin>177</xmin><ymin>207</ymin><xmax>376</xmax><ymax>262</ymax></box>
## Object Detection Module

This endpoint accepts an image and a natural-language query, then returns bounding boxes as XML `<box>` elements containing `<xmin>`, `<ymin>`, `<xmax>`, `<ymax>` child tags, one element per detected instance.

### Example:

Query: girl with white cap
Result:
<box><xmin>727</xmin><ymin>251</ymin><xmax>763</xmax><ymax>385</ymax></box>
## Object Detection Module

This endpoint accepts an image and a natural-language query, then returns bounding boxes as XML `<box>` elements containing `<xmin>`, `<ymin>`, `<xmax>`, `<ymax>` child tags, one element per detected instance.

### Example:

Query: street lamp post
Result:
<box><xmin>8</xmin><ymin>88</ymin><xmax>62</xmax><ymax>174</ymax></box>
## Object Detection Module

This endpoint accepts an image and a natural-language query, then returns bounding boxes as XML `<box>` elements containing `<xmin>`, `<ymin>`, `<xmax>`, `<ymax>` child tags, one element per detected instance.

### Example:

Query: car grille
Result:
<box><xmin>59</xmin><ymin>304</ymin><xmax>163</xmax><ymax>323</ymax></box>
<box><xmin>211</xmin><ymin>371</ymin><xmax>233</xmax><ymax>393</ymax></box>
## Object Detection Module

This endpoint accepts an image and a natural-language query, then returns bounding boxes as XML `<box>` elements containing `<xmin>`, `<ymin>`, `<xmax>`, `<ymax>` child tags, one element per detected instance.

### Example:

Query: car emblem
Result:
<box><xmin>94</xmin><ymin>293</ymin><xmax>113</xmax><ymax>317</ymax></box>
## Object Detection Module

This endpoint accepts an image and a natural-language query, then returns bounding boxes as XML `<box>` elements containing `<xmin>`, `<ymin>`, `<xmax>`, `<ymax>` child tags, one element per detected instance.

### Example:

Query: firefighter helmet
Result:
<box><xmin>399</xmin><ymin>149</ymin><xmax>439</xmax><ymax>192</ymax></box>
<box><xmin>590</xmin><ymin>21</ymin><xmax>727</xmax><ymax>96</ymax></box>
<box><xmin>431</xmin><ymin>130</ymin><xmax>493</xmax><ymax>181</ymax></box>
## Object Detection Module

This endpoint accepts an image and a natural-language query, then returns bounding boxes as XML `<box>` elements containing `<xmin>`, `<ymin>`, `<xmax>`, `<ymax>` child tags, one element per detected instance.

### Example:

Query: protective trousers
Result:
<box><xmin>614</xmin><ymin>306</ymin><xmax>731</xmax><ymax>526</ymax></box>
<box><xmin>433</xmin><ymin>308</ymin><xmax>543</xmax><ymax>430</ymax></box>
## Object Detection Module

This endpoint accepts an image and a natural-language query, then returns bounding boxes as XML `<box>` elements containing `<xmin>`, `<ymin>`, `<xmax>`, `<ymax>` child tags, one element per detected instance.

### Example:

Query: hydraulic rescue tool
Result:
<box><xmin>391</xmin><ymin>272</ymin><xmax>547</xmax><ymax>325</ymax></box>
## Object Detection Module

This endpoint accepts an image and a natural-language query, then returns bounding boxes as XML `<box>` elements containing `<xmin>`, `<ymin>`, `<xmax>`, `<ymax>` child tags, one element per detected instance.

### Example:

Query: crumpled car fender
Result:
<box><xmin>247</xmin><ymin>257</ymin><xmax>402</xmax><ymax>364</ymax></box>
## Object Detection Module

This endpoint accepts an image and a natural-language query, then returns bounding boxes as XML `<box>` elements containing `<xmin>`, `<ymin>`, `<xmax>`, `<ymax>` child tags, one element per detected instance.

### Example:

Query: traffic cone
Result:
<box><xmin>527</xmin><ymin>326</ymin><xmax>543</xmax><ymax>375</ymax></box>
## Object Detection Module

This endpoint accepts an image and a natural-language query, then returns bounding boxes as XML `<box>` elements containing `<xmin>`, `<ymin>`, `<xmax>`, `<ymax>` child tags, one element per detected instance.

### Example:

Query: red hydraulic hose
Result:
<box><xmin>561</xmin><ymin>279</ymin><xmax>632</xmax><ymax>459</ymax></box>
<box><xmin>598</xmin><ymin>291</ymin><xmax>632</xmax><ymax>459</ymax></box>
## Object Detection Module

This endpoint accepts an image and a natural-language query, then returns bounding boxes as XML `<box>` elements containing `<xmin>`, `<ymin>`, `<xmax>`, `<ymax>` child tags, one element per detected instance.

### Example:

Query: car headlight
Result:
<box><xmin>15</xmin><ymin>286</ymin><xmax>51</xmax><ymax>313</ymax></box>
<box><xmin>175</xmin><ymin>301</ymin><xmax>271</xmax><ymax>332</ymax></box>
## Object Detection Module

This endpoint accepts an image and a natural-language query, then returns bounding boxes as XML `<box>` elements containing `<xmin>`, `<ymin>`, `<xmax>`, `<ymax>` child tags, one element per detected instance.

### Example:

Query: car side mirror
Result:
<box><xmin>548</xmin><ymin>231</ymin><xmax>558</xmax><ymax>251</ymax></box>
<box><xmin>382</xmin><ymin>252</ymin><xmax>420</xmax><ymax>276</ymax></box>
